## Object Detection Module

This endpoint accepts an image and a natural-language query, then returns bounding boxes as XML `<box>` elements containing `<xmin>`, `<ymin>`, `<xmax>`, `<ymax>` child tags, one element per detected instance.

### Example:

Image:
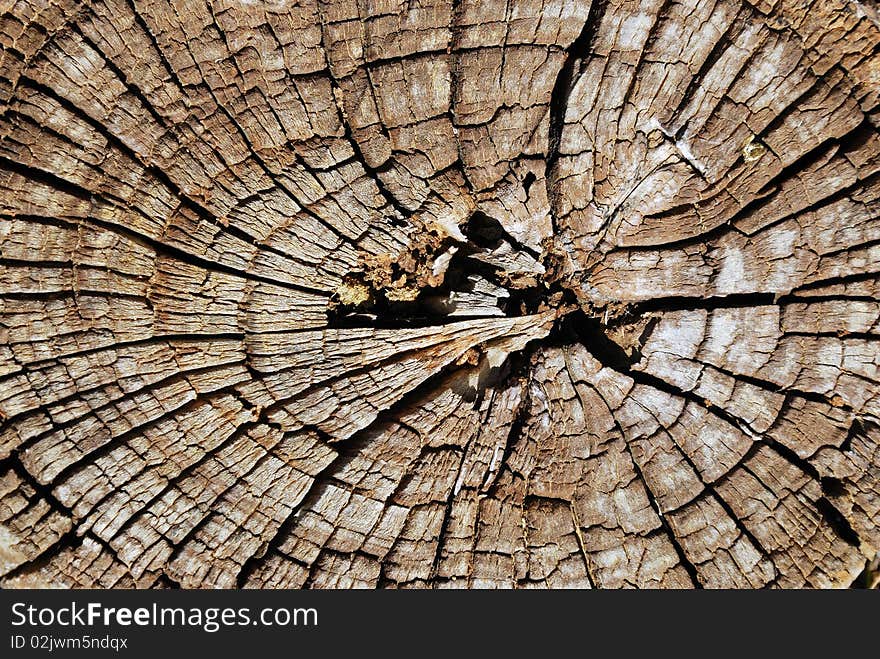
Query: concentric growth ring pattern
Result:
<box><xmin>1</xmin><ymin>0</ymin><xmax>878</xmax><ymax>588</ymax></box>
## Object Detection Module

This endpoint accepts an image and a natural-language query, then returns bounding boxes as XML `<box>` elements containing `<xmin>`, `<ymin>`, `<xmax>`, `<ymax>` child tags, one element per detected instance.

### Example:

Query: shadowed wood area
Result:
<box><xmin>1</xmin><ymin>0</ymin><xmax>879</xmax><ymax>589</ymax></box>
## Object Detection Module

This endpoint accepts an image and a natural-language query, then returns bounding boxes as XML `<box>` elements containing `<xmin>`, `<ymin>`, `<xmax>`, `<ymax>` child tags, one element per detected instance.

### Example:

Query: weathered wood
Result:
<box><xmin>1</xmin><ymin>0</ymin><xmax>879</xmax><ymax>588</ymax></box>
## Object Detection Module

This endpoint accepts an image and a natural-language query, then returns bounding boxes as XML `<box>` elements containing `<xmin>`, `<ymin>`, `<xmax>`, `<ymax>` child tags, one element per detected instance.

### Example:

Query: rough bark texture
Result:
<box><xmin>1</xmin><ymin>0</ymin><xmax>879</xmax><ymax>589</ymax></box>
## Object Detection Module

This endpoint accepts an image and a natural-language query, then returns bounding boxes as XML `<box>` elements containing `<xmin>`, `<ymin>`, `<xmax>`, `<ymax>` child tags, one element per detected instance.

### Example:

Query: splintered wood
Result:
<box><xmin>1</xmin><ymin>0</ymin><xmax>879</xmax><ymax>589</ymax></box>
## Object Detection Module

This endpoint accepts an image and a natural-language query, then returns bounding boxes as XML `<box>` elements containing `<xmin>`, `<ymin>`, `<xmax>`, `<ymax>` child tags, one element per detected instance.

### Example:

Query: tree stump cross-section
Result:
<box><xmin>1</xmin><ymin>0</ymin><xmax>879</xmax><ymax>589</ymax></box>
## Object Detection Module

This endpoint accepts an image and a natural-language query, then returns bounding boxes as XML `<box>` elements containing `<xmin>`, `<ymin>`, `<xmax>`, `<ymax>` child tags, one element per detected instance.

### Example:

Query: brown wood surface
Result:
<box><xmin>1</xmin><ymin>0</ymin><xmax>879</xmax><ymax>588</ymax></box>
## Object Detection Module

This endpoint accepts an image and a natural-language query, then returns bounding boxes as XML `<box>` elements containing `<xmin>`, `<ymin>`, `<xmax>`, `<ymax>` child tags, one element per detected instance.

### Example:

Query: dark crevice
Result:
<box><xmin>465</xmin><ymin>211</ymin><xmax>541</xmax><ymax>260</ymax></box>
<box><xmin>573</xmin><ymin>315</ymin><xmax>855</xmax><ymax>497</ymax></box>
<box><xmin>546</xmin><ymin>0</ymin><xmax>608</xmax><ymax>234</ymax></box>
<box><xmin>641</xmin><ymin>480</ymin><xmax>704</xmax><ymax>587</ymax></box>
<box><xmin>820</xmin><ymin>476</ymin><xmax>848</xmax><ymax>499</ymax></box>
<box><xmin>340</xmin><ymin>122</ymin><xmax>413</xmax><ymax>225</ymax></box>
<box><xmin>756</xmin><ymin>121</ymin><xmax>874</xmax><ymax>198</ymax></box>
<box><xmin>821</xmin><ymin>235</ymin><xmax>880</xmax><ymax>260</ymax></box>
<box><xmin>154</xmin><ymin>575</ymin><xmax>182</xmax><ymax>589</ymax></box>
<box><xmin>815</xmin><ymin>497</ymin><xmax>861</xmax><ymax>547</ymax></box>
<box><xmin>782</xmin><ymin>293</ymin><xmax>879</xmax><ymax>303</ymax></box>
<box><xmin>754</xmin><ymin>73</ymin><xmax>830</xmax><ymax>144</ymax></box>
<box><xmin>840</xmin><ymin>418</ymin><xmax>871</xmax><ymax>453</ymax></box>
<box><xmin>479</xmin><ymin>390</ymin><xmax>533</xmax><ymax>501</ymax></box>
<box><xmin>850</xmin><ymin>555</ymin><xmax>880</xmax><ymax>589</ymax></box>
<box><xmin>545</xmin><ymin>309</ymin><xmax>638</xmax><ymax>369</ymax></box>
<box><xmin>627</xmin><ymin>291</ymin><xmax>777</xmax><ymax>315</ymax></box>
<box><xmin>786</xmin><ymin>330</ymin><xmax>880</xmax><ymax>340</ymax></box>
<box><xmin>0</xmin><ymin>289</ymin><xmax>142</xmax><ymax>301</ymax></box>
<box><xmin>121</xmin><ymin>0</ymin><xmax>189</xmax><ymax>99</ymax></box>
<box><xmin>738</xmin><ymin>439</ymin><xmax>866</xmax><ymax>553</ymax></box>
<box><xmin>325</xmin><ymin>248</ymin><xmax>492</xmax><ymax>329</ymax></box>
<box><xmin>327</xmin><ymin>209</ymin><xmax>562</xmax><ymax>327</ymax></box>
<box><xmin>608</xmin><ymin>392</ymin><xmax>777</xmax><ymax>565</ymax></box>
<box><xmin>709</xmin><ymin>489</ymin><xmax>776</xmax><ymax>563</ymax></box>
<box><xmin>792</xmin><ymin>269</ymin><xmax>879</xmax><ymax>293</ymax></box>
<box><xmin>0</xmin><ymin>152</ymin><xmax>91</xmax><ymax>202</ymax></box>
<box><xmin>547</xmin><ymin>0</ymin><xmax>606</xmax><ymax>165</ymax></box>
<box><xmin>585</xmin><ymin>382</ymin><xmax>704</xmax><ymax>588</ymax></box>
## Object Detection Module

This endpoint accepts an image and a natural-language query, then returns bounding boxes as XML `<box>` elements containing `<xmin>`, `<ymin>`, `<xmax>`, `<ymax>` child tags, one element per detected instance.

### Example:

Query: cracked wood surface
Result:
<box><xmin>1</xmin><ymin>0</ymin><xmax>879</xmax><ymax>589</ymax></box>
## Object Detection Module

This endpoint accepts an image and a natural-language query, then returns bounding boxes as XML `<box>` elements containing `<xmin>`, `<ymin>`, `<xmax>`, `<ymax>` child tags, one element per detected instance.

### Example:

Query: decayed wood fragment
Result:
<box><xmin>0</xmin><ymin>0</ymin><xmax>879</xmax><ymax>588</ymax></box>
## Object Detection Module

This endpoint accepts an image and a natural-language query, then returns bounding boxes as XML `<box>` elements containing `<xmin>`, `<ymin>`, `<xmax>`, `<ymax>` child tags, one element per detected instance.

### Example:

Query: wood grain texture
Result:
<box><xmin>1</xmin><ymin>0</ymin><xmax>879</xmax><ymax>588</ymax></box>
